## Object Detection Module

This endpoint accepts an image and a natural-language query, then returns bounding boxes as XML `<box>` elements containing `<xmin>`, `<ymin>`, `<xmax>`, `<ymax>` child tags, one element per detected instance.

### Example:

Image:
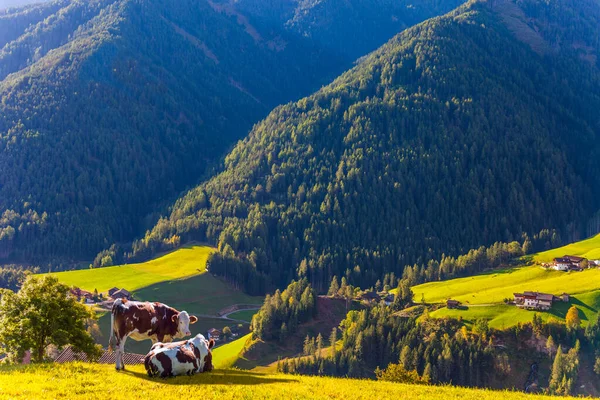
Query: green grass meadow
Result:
<box><xmin>227</xmin><ymin>309</ymin><xmax>259</xmax><ymax>322</ymax></box>
<box><xmin>41</xmin><ymin>245</ymin><xmax>263</xmax><ymax>355</ymax></box>
<box><xmin>0</xmin><ymin>362</ymin><xmax>583</xmax><ymax>400</ymax></box>
<box><xmin>418</xmin><ymin>235</ymin><xmax>600</xmax><ymax>328</ymax></box>
<box><xmin>46</xmin><ymin>245</ymin><xmax>214</xmax><ymax>293</ymax></box>
<box><xmin>532</xmin><ymin>233</ymin><xmax>600</xmax><ymax>263</ymax></box>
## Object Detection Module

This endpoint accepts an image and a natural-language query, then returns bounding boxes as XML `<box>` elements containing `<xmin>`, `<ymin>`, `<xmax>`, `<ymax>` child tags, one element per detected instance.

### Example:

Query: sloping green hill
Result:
<box><xmin>0</xmin><ymin>362</ymin><xmax>582</xmax><ymax>400</ymax></box>
<box><xmin>137</xmin><ymin>0</ymin><xmax>600</xmax><ymax>295</ymax></box>
<box><xmin>418</xmin><ymin>235</ymin><xmax>600</xmax><ymax>328</ymax></box>
<box><xmin>45</xmin><ymin>245</ymin><xmax>262</xmax><ymax>353</ymax></box>
<box><xmin>533</xmin><ymin>233</ymin><xmax>600</xmax><ymax>263</ymax></box>
<box><xmin>48</xmin><ymin>245</ymin><xmax>213</xmax><ymax>293</ymax></box>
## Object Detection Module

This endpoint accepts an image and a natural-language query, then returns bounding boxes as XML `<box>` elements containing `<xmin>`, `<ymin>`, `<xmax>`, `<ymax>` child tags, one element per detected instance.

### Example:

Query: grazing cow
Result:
<box><xmin>109</xmin><ymin>298</ymin><xmax>198</xmax><ymax>370</ymax></box>
<box><xmin>144</xmin><ymin>334</ymin><xmax>215</xmax><ymax>378</ymax></box>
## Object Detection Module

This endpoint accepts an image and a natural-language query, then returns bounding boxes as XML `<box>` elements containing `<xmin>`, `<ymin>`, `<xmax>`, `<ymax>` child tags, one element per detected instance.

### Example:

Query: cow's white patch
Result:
<box><xmin>147</xmin><ymin>334</ymin><xmax>210</xmax><ymax>377</ymax></box>
<box><xmin>151</xmin><ymin>317</ymin><xmax>158</xmax><ymax>325</ymax></box>
<box><xmin>133</xmin><ymin>313</ymin><xmax>139</xmax><ymax>321</ymax></box>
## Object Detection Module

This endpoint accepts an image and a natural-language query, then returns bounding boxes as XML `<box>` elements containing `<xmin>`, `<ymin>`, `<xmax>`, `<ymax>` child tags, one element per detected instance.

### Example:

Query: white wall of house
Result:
<box><xmin>553</xmin><ymin>263</ymin><xmax>569</xmax><ymax>271</ymax></box>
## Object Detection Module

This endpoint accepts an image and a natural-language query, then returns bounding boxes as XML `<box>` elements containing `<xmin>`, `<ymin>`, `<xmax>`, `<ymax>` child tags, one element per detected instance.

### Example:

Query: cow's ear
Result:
<box><xmin>171</xmin><ymin>313</ymin><xmax>178</xmax><ymax>323</ymax></box>
<box><xmin>208</xmin><ymin>339</ymin><xmax>215</xmax><ymax>350</ymax></box>
<box><xmin>189</xmin><ymin>315</ymin><xmax>198</xmax><ymax>324</ymax></box>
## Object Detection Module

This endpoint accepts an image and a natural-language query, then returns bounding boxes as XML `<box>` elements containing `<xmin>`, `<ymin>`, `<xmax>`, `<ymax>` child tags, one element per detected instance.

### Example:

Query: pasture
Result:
<box><xmin>0</xmin><ymin>362</ymin><xmax>582</xmax><ymax>400</ymax></box>
<box><xmin>532</xmin><ymin>233</ymin><xmax>600</xmax><ymax>263</ymax></box>
<box><xmin>212</xmin><ymin>333</ymin><xmax>252</xmax><ymax>369</ymax></box>
<box><xmin>46</xmin><ymin>245</ymin><xmax>214</xmax><ymax>293</ymax></box>
<box><xmin>417</xmin><ymin>235</ymin><xmax>600</xmax><ymax>328</ymax></box>
<box><xmin>227</xmin><ymin>309</ymin><xmax>259</xmax><ymax>322</ymax></box>
<box><xmin>413</xmin><ymin>266</ymin><xmax>600</xmax><ymax>305</ymax></box>
<box><xmin>42</xmin><ymin>245</ymin><xmax>262</xmax><ymax>354</ymax></box>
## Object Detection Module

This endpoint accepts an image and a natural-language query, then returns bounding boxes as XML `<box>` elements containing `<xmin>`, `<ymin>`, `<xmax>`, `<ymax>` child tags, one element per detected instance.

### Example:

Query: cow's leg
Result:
<box><xmin>114</xmin><ymin>336</ymin><xmax>122</xmax><ymax>371</ymax></box>
<box><xmin>119</xmin><ymin>336</ymin><xmax>127</xmax><ymax>370</ymax></box>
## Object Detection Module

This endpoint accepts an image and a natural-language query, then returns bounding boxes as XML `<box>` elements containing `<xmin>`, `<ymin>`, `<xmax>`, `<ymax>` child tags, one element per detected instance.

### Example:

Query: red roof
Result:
<box><xmin>55</xmin><ymin>347</ymin><xmax>144</xmax><ymax>365</ymax></box>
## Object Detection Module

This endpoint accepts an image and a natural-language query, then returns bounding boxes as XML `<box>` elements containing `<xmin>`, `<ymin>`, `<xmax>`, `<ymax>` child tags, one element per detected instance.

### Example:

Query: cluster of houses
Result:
<box><xmin>358</xmin><ymin>291</ymin><xmax>395</xmax><ymax>305</ymax></box>
<box><xmin>68</xmin><ymin>286</ymin><xmax>131</xmax><ymax>305</ymax></box>
<box><xmin>206</xmin><ymin>325</ymin><xmax>240</xmax><ymax>342</ymax></box>
<box><xmin>546</xmin><ymin>255</ymin><xmax>600</xmax><ymax>272</ymax></box>
<box><xmin>513</xmin><ymin>291</ymin><xmax>569</xmax><ymax>311</ymax></box>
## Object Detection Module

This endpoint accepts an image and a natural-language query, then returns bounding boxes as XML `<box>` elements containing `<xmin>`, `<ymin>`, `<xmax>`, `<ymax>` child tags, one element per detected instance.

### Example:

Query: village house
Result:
<box><xmin>69</xmin><ymin>287</ymin><xmax>94</xmax><ymax>302</ymax></box>
<box><xmin>107</xmin><ymin>287</ymin><xmax>119</xmax><ymax>297</ymax></box>
<box><xmin>446</xmin><ymin>299</ymin><xmax>461</xmax><ymax>309</ymax></box>
<box><xmin>552</xmin><ymin>255</ymin><xmax>587</xmax><ymax>271</ymax></box>
<box><xmin>207</xmin><ymin>328</ymin><xmax>222</xmax><ymax>341</ymax></box>
<box><xmin>111</xmin><ymin>288</ymin><xmax>131</xmax><ymax>300</ymax></box>
<box><xmin>383</xmin><ymin>293</ymin><xmax>395</xmax><ymax>306</ymax></box>
<box><xmin>359</xmin><ymin>291</ymin><xmax>381</xmax><ymax>303</ymax></box>
<box><xmin>514</xmin><ymin>292</ymin><xmax>554</xmax><ymax>311</ymax></box>
<box><xmin>552</xmin><ymin>257</ymin><xmax>571</xmax><ymax>271</ymax></box>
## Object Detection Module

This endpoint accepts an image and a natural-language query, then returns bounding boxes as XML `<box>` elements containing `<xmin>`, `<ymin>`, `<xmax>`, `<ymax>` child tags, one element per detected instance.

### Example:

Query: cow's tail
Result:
<box><xmin>109</xmin><ymin>298</ymin><xmax>124</xmax><ymax>351</ymax></box>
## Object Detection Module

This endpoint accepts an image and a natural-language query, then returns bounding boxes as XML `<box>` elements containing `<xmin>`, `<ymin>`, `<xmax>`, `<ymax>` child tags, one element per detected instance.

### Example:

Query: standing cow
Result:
<box><xmin>109</xmin><ymin>298</ymin><xmax>198</xmax><ymax>370</ymax></box>
<box><xmin>144</xmin><ymin>334</ymin><xmax>215</xmax><ymax>378</ymax></box>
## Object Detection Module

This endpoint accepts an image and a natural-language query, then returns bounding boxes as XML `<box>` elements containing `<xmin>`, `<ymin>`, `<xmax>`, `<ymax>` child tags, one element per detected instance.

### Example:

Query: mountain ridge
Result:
<box><xmin>134</xmin><ymin>0</ymin><xmax>600</xmax><ymax>294</ymax></box>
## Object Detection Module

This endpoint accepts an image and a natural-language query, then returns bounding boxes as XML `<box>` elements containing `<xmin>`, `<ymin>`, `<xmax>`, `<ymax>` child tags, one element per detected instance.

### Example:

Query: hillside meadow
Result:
<box><xmin>45</xmin><ymin>245</ymin><xmax>214</xmax><ymax>293</ymax></box>
<box><xmin>0</xmin><ymin>362</ymin><xmax>582</xmax><ymax>400</ymax></box>
<box><xmin>416</xmin><ymin>235</ymin><xmax>600</xmax><ymax>328</ymax></box>
<box><xmin>41</xmin><ymin>245</ymin><xmax>262</xmax><ymax>354</ymax></box>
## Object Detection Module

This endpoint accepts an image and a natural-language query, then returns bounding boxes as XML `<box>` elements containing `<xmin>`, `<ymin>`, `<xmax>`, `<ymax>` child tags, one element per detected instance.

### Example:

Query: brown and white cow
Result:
<box><xmin>144</xmin><ymin>334</ymin><xmax>215</xmax><ymax>378</ymax></box>
<box><xmin>109</xmin><ymin>298</ymin><xmax>198</xmax><ymax>370</ymax></box>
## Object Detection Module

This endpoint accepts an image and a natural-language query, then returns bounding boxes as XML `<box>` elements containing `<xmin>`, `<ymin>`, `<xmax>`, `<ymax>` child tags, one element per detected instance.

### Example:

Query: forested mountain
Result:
<box><xmin>0</xmin><ymin>0</ymin><xmax>47</xmax><ymax>10</ymax></box>
<box><xmin>211</xmin><ymin>0</ymin><xmax>464</xmax><ymax>61</ymax></box>
<box><xmin>0</xmin><ymin>0</ymin><xmax>462</xmax><ymax>265</ymax></box>
<box><xmin>136</xmin><ymin>0</ymin><xmax>600</xmax><ymax>294</ymax></box>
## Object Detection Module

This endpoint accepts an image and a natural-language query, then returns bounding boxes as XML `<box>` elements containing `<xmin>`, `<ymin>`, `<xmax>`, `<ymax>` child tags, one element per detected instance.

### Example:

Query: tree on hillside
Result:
<box><xmin>565</xmin><ymin>306</ymin><xmax>581</xmax><ymax>331</ymax></box>
<box><xmin>222</xmin><ymin>326</ymin><xmax>232</xmax><ymax>341</ymax></box>
<box><xmin>546</xmin><ymin>336</ymin><xmax>556</xmax><ymax>359</ymax></box>
<box><xmin>0</xmin><ymin>276</ymin><xmax>100</xmax><ymax>363</ymax></box>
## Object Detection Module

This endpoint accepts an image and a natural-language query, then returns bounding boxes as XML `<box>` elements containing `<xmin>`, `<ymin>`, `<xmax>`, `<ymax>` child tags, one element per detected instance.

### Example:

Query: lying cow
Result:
<box><xmin>144</xmin><ymin>334</ymin><xmax>215</xmax><ymax>378</ymax></box>
<box><xmin>109</xmin><ymin>298</ymin><xmax>198</xmax><ymax>370</ymax></box>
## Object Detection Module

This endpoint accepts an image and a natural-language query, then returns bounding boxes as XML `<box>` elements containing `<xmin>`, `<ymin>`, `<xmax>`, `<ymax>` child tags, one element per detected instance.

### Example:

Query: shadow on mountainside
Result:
<box><xmin>122</xmin><ymin>368</ymin><xmax>297</xmax><ymax>385</ymax></box>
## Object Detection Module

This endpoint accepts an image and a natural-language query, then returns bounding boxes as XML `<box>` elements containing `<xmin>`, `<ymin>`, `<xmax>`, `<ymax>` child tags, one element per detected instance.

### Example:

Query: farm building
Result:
<box><xmin>111</xmin><ymin>289</ymin><xmax>131</xmax><ymax>300</ymax></box>
<box><xmin>514</xmin><ymin>292</ymin><xmax>554</xmax><ymax>311</ymax></box>
<box><xmin>359</xmin><ymin>291</ymin><xmax>381</xmax><ymax>303</ymax></box>
<box><xmin>107</xmin><ymin>287</ymin><xmax>119</xmax><ymax>297</ymax></box>
<box><xmin>69</xmin><ymin>287</ymin><xmax>94</xmax><ymax>302</ymax></box>
<box><xmin>207</xmin><ymin>328</ymin><xmax>222</xmax><ymax>341</ymax></box>
<box><xmin>446</xmin><ymin>299</ymin><xmax>461</xmax><ymax>309</ymax></box>
<box><xmin>552</xmin><ymin>255</ymin><xmax>587</xmax><ymax>271</ymax></box>
<box><xmin>383</xmin><ymin>293</ymin><xmax>395</xmax><ymax>305</ymax></box>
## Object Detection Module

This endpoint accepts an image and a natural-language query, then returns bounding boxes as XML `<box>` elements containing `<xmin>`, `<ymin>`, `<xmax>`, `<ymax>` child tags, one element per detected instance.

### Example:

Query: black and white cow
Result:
<box><xmin>144</xmin><ymin>334</ymin><xmax>215</xmax><ymax>378</ymax></box>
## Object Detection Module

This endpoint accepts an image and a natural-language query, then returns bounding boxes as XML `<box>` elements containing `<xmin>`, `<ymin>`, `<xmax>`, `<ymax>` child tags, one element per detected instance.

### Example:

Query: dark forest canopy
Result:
<box><xmin>0</xmin><ymin>0</ymin><xmax>464</xmax><ymax>265</ymax></box>
<box><xmin>134</xmin><ymin>0</ymin><xmax>600</xmax><ymax>295</ymax></box>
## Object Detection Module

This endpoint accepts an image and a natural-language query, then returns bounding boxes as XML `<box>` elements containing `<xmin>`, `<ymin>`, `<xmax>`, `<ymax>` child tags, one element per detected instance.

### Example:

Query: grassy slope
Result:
<box><xmin>533</xmin><ymin>234</ymin><xmax>600</xmax><ymax>262</ymax></box>
<box><xmin>419</xmin><ymin>235</ymin><xmax>600</xmax><ymax>328</ymax></box>
<box><xmin>46</xmin><ymin>245</ymin><xmax>214</xmax><ymax>293</ymax></box>
<box><xmin>227</xmin><ymin>309</ymin><xmax>259</xmax><ymax>322</ymax></box>
<box><xmin>212</xmin><ymin>333</ymin><xmax>253</xmax><ymax>369</ymax></box>
<box><xmin>0</xmin><ymin>363</ymin><xmax>579</xmax><ymax>400</ymax></box>
<box><xmin>42</xmin><ymin>245</ymin><xmax>262</xmax><ymax>354</ymax></box>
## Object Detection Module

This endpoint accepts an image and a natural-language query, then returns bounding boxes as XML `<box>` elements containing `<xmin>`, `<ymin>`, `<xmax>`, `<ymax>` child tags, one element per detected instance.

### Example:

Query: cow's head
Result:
<box><xmin>171</xmin><ymin>311</ymin><xmax>198</xmax><ymax>338</ymax></box>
